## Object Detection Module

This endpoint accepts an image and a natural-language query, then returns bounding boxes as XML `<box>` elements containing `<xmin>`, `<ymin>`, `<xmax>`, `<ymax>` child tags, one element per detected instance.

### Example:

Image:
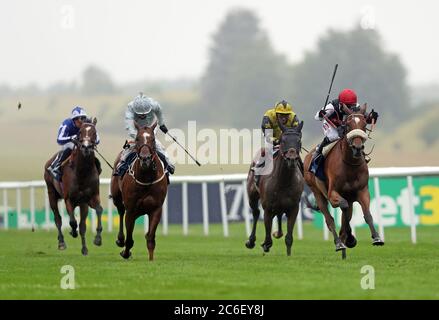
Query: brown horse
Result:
<box><xmin>44</xmin><ymin>118</ymin><xmax>103</xmax><ymax>255</ymax></box>
<box><xmin>245</xmin><ymin>122</ymin><xmax>304</xmax><ymax>256</ymax></box>
<box><xmin>110</xmin><ymin>121</ymin><xmax>168</xmax><ymax>260</ymax></box>
<box><xmin>304</xmin><ymin>104</ymin><xmax>384</xmax><ymax>259</ymax></box>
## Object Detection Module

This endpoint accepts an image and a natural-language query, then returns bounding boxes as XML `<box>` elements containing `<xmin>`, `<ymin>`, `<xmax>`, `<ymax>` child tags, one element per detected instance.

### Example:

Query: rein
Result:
<box><xmin>128</xmin><ymin>143</ymin><xmax>165</xmax><ymax>186</ymax></box>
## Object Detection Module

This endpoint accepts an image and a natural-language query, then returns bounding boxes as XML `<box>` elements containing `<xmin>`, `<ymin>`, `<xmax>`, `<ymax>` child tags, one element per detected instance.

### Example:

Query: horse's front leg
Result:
<box><xmin>79</xmin><ymin>203</ymin><xmax>89</xmax><ymax>256</ymax></box>
<box><xmin>339</xmin><ymin>202</ymin><xmax>357</xmax><ymax>248</ymax></box>
<box><xmin>261</xmin><ymin>211</ymin><xmax>273</xmax><ymax>253</ymax></box>
<box><xmin>120</xmin><ymin>211</ymin><xmax>135</xmax><ymax>259</ymax></box>
<box><xmin>89</xmin><ymin>195</ymin><xmax>103</xmax><ymax>246</ymax></box>
<box><xmin>65</xmin><ymin>199</ymin><xmax>78</xmax><ymax>238</ymax></box>
<box><xmin>357</xmin><ymin>187</ymin><xmax>384</xmax><ymax>246</ymax></box>
<box><xmin>285</xmin><ymin>205</ymin><xmax>299</xmax><ymax>256</ymax></box>
<box><xmin>145</xmin><ymin>207</ymin><xmax>163</xmax><ymax>261</ymax></box>
<box><xmin>312</xmin><ymin>186</ymin><xmax>346</xmax><ymax>253</ymax></box>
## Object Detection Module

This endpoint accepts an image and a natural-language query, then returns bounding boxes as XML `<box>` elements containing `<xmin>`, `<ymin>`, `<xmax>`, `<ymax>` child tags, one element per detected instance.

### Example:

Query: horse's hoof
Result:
<box><xmin>93</xmin><ymin>237</ymin><xmax>102</xmax><ymax>246</ymax></box>
<box><xmin>70</xmin><ymin>230</ymin><xmax>78</xmax><ymax>238</ymax></box>
<box><xmin>245</xmin><ymin>240</ymin><xmax>255</xmax><ymax>249</ymax></box>
<box><xmin>272</xmin><ymin>231</ymin><xmax>283</xmax><ymax>239</ymax></box>
<box><xmin>120</xmin><ymin>250</ymin><xmax>132</xmax><ymax>260</ymax></box>
<box><xmin>372</xmin><ymin>237</ymin><xmax>384</xmax><ymax>246</ymax></box>
<box><xmin>116</xmin><ymin>239</ymin><xmax>125</xmax><ymax>248</ymax></box>
<box><xmin>81</xmin><ymin>247</ymin><xmax>88</xmax><ymax>256</ymax></box>
<box><xmin>286</xmin><ymin>248</ymin><xmax>292</xmax><ymax>256</ymax></box>
<box><xmin>345</xmin><ymin>235</ymin><xmax>357</xmax><ymax>248</ymax></box>
<box><xmin>58</xmin><ymin>242</ymin><xmax>66</xmax><ymax>250</ymax></box>
<box><xmin>261</xmin><ymin>243</ymin><xmax>271</xmax><ymax>253</ymax></box>
<box><xmin>341</xmin><ymin>248</ymin><xmax>347</xmax><ymax>260</ymax></box>
<box><xmin>335</xmin><ymin>242</ymin><xmax>347</xmax><ymax>252</ymax></box>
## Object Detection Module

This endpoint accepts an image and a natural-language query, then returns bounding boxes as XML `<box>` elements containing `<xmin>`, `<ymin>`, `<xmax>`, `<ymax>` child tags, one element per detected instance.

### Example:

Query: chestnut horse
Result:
<box><xmin>245</xmin><ymin>121</ymin><xmax>304</xmax><ymax>256</ymax></box>
<box><xmin>304</xmin><ymin>104</ymin><xmax>384</xmax><ymax>259</ymax></box>
<box><xmin>110</xmin><ymin>121</ymin><xmax>168</xmax><ymax>260</ymax></box>
<box><xmin>44</xmin><ymin>118</ymin><xmax>103</xmax><ymax>255</ymax></box>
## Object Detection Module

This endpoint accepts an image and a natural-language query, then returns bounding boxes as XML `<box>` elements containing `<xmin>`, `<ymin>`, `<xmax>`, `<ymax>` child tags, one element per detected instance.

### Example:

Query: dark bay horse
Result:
<box><xmin>304</xmin><ymin>104</ymin><xmax>384</xmax><ymax>259</ymax></box>
<box><xmin>110</xmin><ymin>121</ymin><xmax>168</xmax><ymax>260</ymax></box>
<box><xmin>44</xmin><ymin>118</ymin><xmax>103</xmax><ymax>255</ymax></box>
<box><xmin>246</xmin><ymin>121</ymin><xmax>304</xmax><ymax>256</ymax></box>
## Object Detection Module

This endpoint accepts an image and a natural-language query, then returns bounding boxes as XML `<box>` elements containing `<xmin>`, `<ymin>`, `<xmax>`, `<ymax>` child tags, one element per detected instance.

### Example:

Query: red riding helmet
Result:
<box><xmin>339</xmin><ymin>89</ymin><xmax>357</xmax><ymax>105</ymax></box>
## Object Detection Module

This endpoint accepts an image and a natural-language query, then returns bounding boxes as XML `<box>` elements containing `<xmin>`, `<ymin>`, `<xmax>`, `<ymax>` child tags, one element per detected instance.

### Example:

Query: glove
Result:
<box><xmin>368</xmin><ymin>109</ymin><xmax>379</xmax><ymax>123</ymax></box>
<box><xmin>70</xmin><ymin>135</ymin><xmax>77</xmax><ymax>142</ymax></box>
<box><xmin>318</xmin><ymin>110</ymin><xmax>326</xmax><ymax>118</ymax></box>
<box><xmin>160</xmin><ymin>124</ymin><xmax>168</xmax><ymax>134</ymax></box>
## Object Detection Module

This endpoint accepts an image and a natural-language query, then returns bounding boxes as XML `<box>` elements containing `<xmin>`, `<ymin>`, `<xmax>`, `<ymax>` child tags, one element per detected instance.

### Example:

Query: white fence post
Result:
<box><xmin>3</xmin><ymin>189</ymin><xmax>8</xmax><ymax>230</ymax></box>
<box><xmin>30</xmin><ymin>186</ymin><xmax>35</xmax><ymax>230</ymax></box>
<box><xmin>201</xmin><ymin>182</ymin><xmax>209</xmax><ymax>236</ymax></box>
<box><xmin>44</xmin><ymin>188</ymin><xmax>50</xmax><ymax>230</ymax></box>
<box><xmin>297</xmin><ymin>206</ymin><xmax>303</xmax><ymax>240</ymax></box>
<box><xmin>219</xmin><ymin>181</ymin><xmax>229</xmax><ymax>237</ymax></box>
<box><xmin>16</xmin><ymin>188</ymin><xmax>21</xmax><ymax>229</ymax></box>
<box><xmin>241</xmin><ymin>180</ymin><xmax>251</xmax><ymax>237</ymax></box>
<box><xmin>182</xmin><ymin>182</ymin><xmax>188</xmax><ymax>235</ymax></box>
<box><xmin>373</xmin><ymin>177</ymin><xmax>385</xmax><ymax>241</ymax></box>
<box><xmin>407</xmin><ymin>176</ymin><xmax>417</xmax><ymax>244</ymax></box>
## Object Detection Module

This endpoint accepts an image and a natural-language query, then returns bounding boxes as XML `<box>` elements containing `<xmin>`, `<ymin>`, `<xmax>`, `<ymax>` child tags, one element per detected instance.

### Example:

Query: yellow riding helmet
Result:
<box><xmin>274</xmin><ymin>100</ymin><xmax>293</xmax><ymax>114</ymax></box>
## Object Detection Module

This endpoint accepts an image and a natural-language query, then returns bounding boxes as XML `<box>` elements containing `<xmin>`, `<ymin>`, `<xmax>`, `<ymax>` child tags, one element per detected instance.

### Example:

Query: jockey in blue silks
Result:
<box><xmin>47</xmin><ymin>106</ymin><xmax>100</xmax><ymax>181</ymax></box>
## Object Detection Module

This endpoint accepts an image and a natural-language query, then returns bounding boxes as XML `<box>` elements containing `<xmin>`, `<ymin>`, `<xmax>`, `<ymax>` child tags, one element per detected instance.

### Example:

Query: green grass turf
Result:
<box><xmin>0</xmin><ymin>223</ymin><xmax>438</xmax><ymax>299</ymax></box>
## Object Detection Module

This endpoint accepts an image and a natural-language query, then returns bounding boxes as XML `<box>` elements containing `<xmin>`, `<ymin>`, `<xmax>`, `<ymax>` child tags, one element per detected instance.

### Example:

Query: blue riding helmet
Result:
<box><xmin>71</xmin><ymin>106</ymin><xmax>87</xmax><ymax>120</ymax></box>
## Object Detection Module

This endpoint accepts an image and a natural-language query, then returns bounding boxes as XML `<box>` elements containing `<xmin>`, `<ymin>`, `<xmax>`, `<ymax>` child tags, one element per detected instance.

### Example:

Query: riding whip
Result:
<box><xmin>94</xmin><ymin>147</ymin><xmax>114</xmax><ymax>170</ymax></box>
<box><xmin>323</xmin><ymin>63</ymin><xmax>338</xmax><ymax>109</ymax></box>
<box><xmin>165</xmin><ymin>132</ymin><xmax>201</xmax><ymax>166</ymax></box>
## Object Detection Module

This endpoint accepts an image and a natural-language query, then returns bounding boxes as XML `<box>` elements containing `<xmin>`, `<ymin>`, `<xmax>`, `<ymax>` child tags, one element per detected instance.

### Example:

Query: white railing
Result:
<box><xmin>1</xmin><ymin>167</ymin><xmax>439</xmax><ymax>243</ymax></box>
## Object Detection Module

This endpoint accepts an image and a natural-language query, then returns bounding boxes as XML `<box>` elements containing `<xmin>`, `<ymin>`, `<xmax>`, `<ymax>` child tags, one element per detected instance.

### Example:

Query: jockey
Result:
<box><xmin>47</xmin><ymin>106</ymin><xmax>100</xmax><ymax>181</ymax></box>
<box><xmin>113</xmin><ymin>93</ymin><xmax>175</xmax><ymax>177</ymax></box>
<box><xmin>254</xmin><ymin>100</ymin><xmax>303</xmax><ymax>179</ymax></box>
<box><xmin>311</xmin><ymin>88</ymin><xmax>378</xmax><ymax>168</ymax></box>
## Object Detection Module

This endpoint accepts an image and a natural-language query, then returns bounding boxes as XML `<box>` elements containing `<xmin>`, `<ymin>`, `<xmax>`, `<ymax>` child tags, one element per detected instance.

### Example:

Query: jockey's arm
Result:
<box><xmin>261</xmin><ymin>115</ymin><xmax>278</xmax><ymax>144</ymax></box>
<box><xmin>124</xmin><ymin>103</ymin><xmax>137</xmax><ymax>139</ymax></box>
<box><xmin>315</xmin><ymin>103</ymin><xmax>335</xmax><ymax>121</ymax></box>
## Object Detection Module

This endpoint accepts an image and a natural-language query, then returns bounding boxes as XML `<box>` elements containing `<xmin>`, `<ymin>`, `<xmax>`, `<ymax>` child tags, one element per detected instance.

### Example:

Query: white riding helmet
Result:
<box><xmin>132</xmin><ymin>93</ymin><xmax>153</xmax><ymax>115</ymax></box>
<box><xmin>71</xmin><ymin>106</ymin><xmax>87</xmax><ymax>119</ymax></box>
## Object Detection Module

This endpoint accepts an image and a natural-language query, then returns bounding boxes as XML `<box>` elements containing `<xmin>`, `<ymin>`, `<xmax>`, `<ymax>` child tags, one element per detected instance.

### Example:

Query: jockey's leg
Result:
<box><xmin>156</xmin><ymin>140</ymin><xmax>175</xmax><ymax>174</ymax></box>
<box><xmin>47</xmin><ymin>143</ymin><xmax>73</xmax><ymax>181</ymax></box>
<box><xmin>113</xmin><ymin>144</ymin><xmax>135</xmax><ymax>176</ymax></box>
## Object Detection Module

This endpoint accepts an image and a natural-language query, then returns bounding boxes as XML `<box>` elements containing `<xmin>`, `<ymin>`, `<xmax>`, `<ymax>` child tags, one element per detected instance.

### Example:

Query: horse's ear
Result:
<box><xmin>92</xmin><ymin>117</ymin><xmax>97</xmax><ymax>125</ymax></box>
<box><xmin>360</xmin><ymin>103</ymin><xmax>367</xmax><ymax>115</ymax></box>
<box><xmin>342</xmin><ymin>103</ymin><xmax>353</xmax><ymax>115</ymax></box>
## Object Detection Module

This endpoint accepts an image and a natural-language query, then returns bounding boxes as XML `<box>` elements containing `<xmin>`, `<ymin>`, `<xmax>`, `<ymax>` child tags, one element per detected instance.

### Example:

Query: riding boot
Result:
<box><xmin>113</xmin><ymin>147</ymin><xmax>135</xmax><ymax>177</ymax></box>
<box><xmin>312</xmin><ymin>137</ymin><xmax>331</xmax><ymax>163</ymax></box>
<box><xmin>47</xmin><ymin>148</ymin><xmax>72</xmax><ymax>181</ymax></box>
<box><xmin>157</xmin><ymin>150</ymin><xmax>175</xmax><ymax>175</ymax></box>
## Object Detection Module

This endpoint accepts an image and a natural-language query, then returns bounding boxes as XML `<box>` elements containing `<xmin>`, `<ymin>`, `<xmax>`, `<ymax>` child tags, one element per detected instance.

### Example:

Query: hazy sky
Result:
<box><xmin>1</xmin><ymin>0</ymin><xmax>437</xmax><ymax>87</ymax></box>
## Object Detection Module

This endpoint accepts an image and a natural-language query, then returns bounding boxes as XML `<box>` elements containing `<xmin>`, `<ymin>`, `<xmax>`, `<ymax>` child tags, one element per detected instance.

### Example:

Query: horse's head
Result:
<box><xmin>342</xmin><ymin>103</ymin><xmax>369</xmax><ymax>158</ymax></box>
<box><xmin>75</xmin><ymin>117</ymin><xmax>98</xmax><ymax>157</ymax></box>
<box><xmin>279</xmin><ymin>121</ymin><xmax>303</xmax><ymax>168</ymax></box>
<box><xmin>134</xmin><ymin>120</ymin><xmax>157</xmax><ymax>170</ymax></box>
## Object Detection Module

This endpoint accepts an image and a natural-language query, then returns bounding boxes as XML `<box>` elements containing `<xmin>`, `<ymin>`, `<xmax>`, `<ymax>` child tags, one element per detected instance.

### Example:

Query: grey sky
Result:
<box><xmin>1</xmin><ymin>0</ymin><xmax>437</xmax><ymax>87</ymax></box>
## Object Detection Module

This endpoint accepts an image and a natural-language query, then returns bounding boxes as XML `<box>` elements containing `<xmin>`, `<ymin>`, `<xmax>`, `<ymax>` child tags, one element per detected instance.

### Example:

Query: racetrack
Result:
<box><xmin>1</xmin><ymin>223</ymin><xmax>438</xmax><ymax>299</ymax></box>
